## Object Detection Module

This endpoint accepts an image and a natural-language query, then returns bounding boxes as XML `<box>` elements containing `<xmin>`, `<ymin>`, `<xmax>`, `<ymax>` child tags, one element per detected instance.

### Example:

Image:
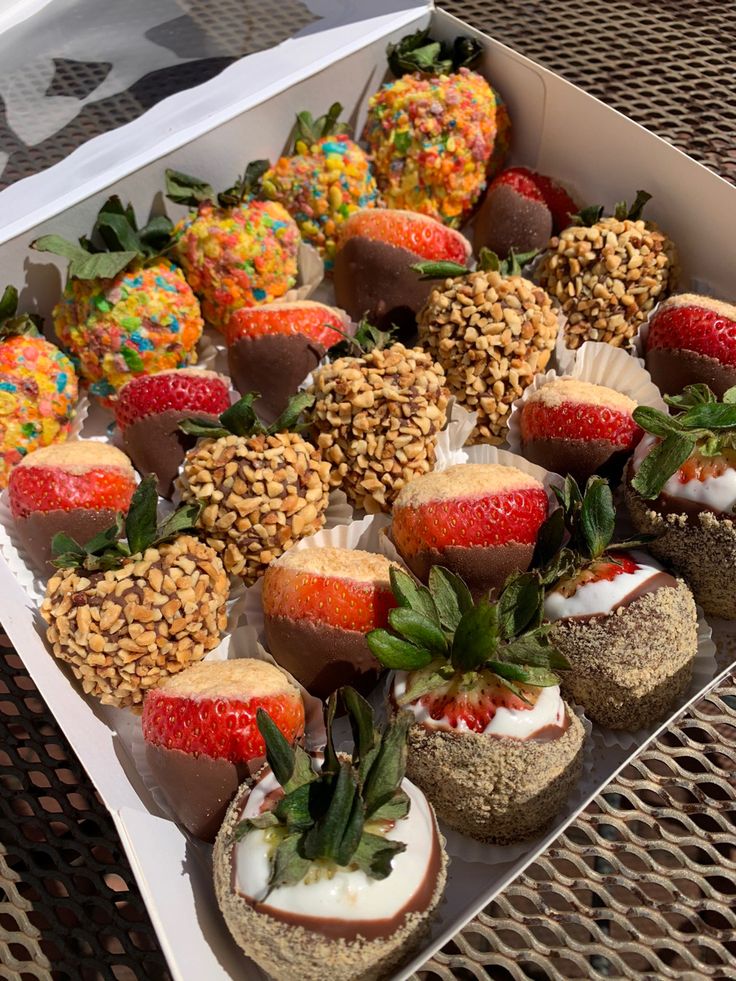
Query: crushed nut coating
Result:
<box><xmin>40</xmin><ymin>535</ymin><xmax>229</xmax><ymax>710</ymax></box>
<box><xmin>179</xmin><ymin>431</ymin><xmax>331</xmax><ymax>583</ymax></box>
<box><xmin>538</xmin><ymin>217</ymin><xmax>677</xmax><ymax>350</ymax></box>
<box><xmin>418</xmin><ymin>270</ymin><xmax>558</xmax><ymax>445</ymax></box>
<box><xmin>308</xmin><ymin>343</ymin><xmax>449</xmax><ymax>513</ymax></box>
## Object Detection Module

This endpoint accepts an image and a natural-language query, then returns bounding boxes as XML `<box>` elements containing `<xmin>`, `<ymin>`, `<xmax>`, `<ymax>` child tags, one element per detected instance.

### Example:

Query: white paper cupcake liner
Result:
<box><xmin>591</xmin><ymin>606</ymin><xmax>717</xmax><ymax>751</ymax></box>
<box><xmin>68</xmin><ymin>394</ymin><xmax>90</xmax><ymax>440</ymax></box>
<box><xmin>282</xmin><ymin>241</ymin><xmax>325</xmax><ymax>304</ymax></box>
<box><xmin>506</xmin><ymin>339</ymin><xmax>667</xmax><ymax>456</ymax></box>
<box><xmin>440</xmin><ymin>702</ymin><xmax>594</xmax><ymax>866</ymax></box>
<box><xmin>434</xmin><ymin>399</ymin><xmax>476</xmax><ymax>471</ymax></box>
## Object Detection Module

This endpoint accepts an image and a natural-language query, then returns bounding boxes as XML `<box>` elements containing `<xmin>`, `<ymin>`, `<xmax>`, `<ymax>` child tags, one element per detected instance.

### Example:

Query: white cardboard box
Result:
<box><xmin>0</xmin><ymin>4</ymin><xmax>734</xmax><ymax>979</ymax></box>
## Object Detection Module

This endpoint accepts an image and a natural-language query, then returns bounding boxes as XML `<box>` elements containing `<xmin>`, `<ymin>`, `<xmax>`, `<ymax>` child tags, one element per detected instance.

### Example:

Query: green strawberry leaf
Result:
<box><xmin>50</xmin><ymin>532</ymin><xmax>87</xmax><ymax>566</ymax></box>
<box><xmin>256</xmin><ymin>707</ymin><xmax>296</xmax><ymax>787</ymax></box>
<box><xmin>178</xmin><ymin>418</ymin><xmax>231</xmax><ymax>439</ymax></box>
<box><xmin>366</xmin><ymin>630</ymin><xmax>433</xmax><ymax>670</ymax></box>
<box><xmin>411</xmin><ymin>260</ymin><xmax>469</xmax><ymax>280</ymax></box>
<box><xmin>497</xmin><ymin>571</ymin><xmax>544</xmax><ymax>639</ymax></box>
<box><xmin>451</xmin><ymin>600</ymin><xmax>499</xmax><ymax>671</ymax></box>
<box><xmin>82</xmin><ymin>513</ymin><xmax>125</xmax><ymax>555</ymax></box>
<box><xmin>95</xmin><ymin>209</ymin><xmax>142</xmax><ymax>255</ymax></box>
<box><xmin>502</xmin><ymin>631</ymin><xmax>569</xmax><ymax>670</ymax></box>
<box><xmin>236</xmin><ymin>810</ymin><xmax>280</xmax><ymax>835</ymax></box>
<box><xmin>165</xmin><ymin>168</ymin><xmax>215</xmax><ymax>206</ymax></box>
<box><xmin>350</xmin><ymin>832</ymin><xmax>405</xmax><ymax>879</ymax></box>
<box><xmin>389</xmin><ymin>567</ymin><xmax>440</xmax><ymax>625</ymax></box>
<box><xmin>427</xmin><ymin>565</ymin><xmax>473</xmax><ymax>632</ymax></box>
<box><xmin>302</xmin><ymin>762</ymin><xmax>357</xmax><ymax>861</ymax></box>
<box><xmin>265</xmin><ymin>834</ymin><xmax>311</xmax><ymax>896</ymax></box>
<box><xmin>632</xmin><ymin>406</ymin><xmax>683</xmax><ymax>438</ymax></box>
<box><xmin>334</xmin><ymin>793</ymin><xmax>366</xmax><ymax>867</ymax></box>
<box><xmin>219</xmin><ymin>392</ymin><xmax>265</xmax><ymax>437</ymax></box>
<box><xmin>664</xmin><ymin>383</ymin><xmax>717</xmax><ymax>409</ymax></box>
<box><xmin>630</xmin><ymin>431</ymin><xmax>698</xmax><ymax>500</ymax></box>
<box><xmin>532</xmin><ymin>507</ymin><xmax>566</xmax><ymax>570</ymax></box>
<box><xmin>571</xmin><ymin>204</ymin><xmax>604</xmax><ymax>227</ymax></box>
<box><xmin>153</xmin><ymin>502</ymin><xmax>202</xmax><ymax>547</ymax></box>
<box><xmin>489</xmin><ymin>661</ymin><xmax>561</xmax><ymax>688</ymax></box>
<box><xmin>274</xmin><ymin>783</ymin><xmax>316</xmax><ymax>831</ymax></box>
<box><xmin>477</xmin><ymin>247</ymin><xmax>501</xmax><ymax>273</ymax></box>
<box><xmin>580</xmin><ymin>477</ymin><xmax>615</xmax><ymax>559</ymax></box>
<box><xmin>624</xmin><ymin>189</ymin><xmax>652</xmax><ymax>221</ymax></box>
<box><xmin>723</xmin><ymin>386</ymin><xmax>736</xmax><ymax>405</ymax></box>
<box><xmin>139</xmin><ymin>215</ymin><xmax>175</xmax><ymax>252</ymax></box>
<box><xmin>124</xmin><ymin>475</ymin><xmax>159</xmax><ymax>555</ymax></box>
<box><xmin>31</xmin><ymin>234</ymin><xmax>89</xmax><ymax>264</ymax></box>
<box><xmin>342</xmin><ymin>687</ymin><xmax>377</xmax><ymax>773</ymax></box>
<box><xmin>369</xmin><ymin>788</ymin><xmax>410</xmax><ymax>822</ymax></box>
<box><xmin>0</xmin><ymin>285</ymin><xmax>18</xmax><ymax>321</ymax></box>
<box><xmin>362</xmin><ymin>713</ymin><xmax>410</xmax><ymax>818</ymax></box>
<box><xmin>388</xmin><ymin>608</ymin><xmax>447</xmax><ymax>655</ymax></box>
<box><xmin>267</xmin><ymin>391</ymin><xmax>315</xmax><ymax>436</ymax></box>
<box><xmin>70</xmin><ymin>250</ymin><xmax>139</xmax><ymax>281</ymax></box>
<box><xmin>680</xmin><ymin>403</ymin><xmax>736</xmax><ymax>430</ymax></box>
<box><xmin>323</xmin><ymin>693</ymin><xmax>340</xmax><ymax>777</ymax></box>
<box><xmin>396</xmin><ymin>663</ymin><xmax>454</xmax><ymax>705</ymax></box>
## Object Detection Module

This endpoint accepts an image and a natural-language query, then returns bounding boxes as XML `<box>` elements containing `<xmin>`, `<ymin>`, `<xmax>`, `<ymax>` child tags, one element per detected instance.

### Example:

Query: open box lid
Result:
<box><xmin>0</xmin><ymin>0</ymin><xmax>430</xmax><ymax>241</ymax></box>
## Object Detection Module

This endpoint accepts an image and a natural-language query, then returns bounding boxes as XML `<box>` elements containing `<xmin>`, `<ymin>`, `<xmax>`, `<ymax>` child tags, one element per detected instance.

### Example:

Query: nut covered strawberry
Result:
<box><xmin>226</xmin><ymin>301</ymin><xmax>348</xmax><ymax>422</ymax></box>
<box><xmin>143</xmin><ymin>658</ymin><xmax>304</xmax><ymax>839</ymax></box>
<box><xmin>519</xmin><ymin>378</ymin><xmax>642</xmax><ymax>482</ymax></box>
<box><xmin>367</xmin><ymin>566</ymin><xmax>584</xmax><ymax>843</ymax></box>
<box><xmin>333</xmin><ymin>209</ymin><xmax>471</xmax><ymax>337</ymax></box>
<box><xmin>114</xmin><ymin>368</ymin><xmax>231</xmax><ymax>498</ymax></box>
<box><xmin>178</xmin><ymin>393</ymin><xmax>331</xmax><ymax>584</ymax></box>
<box><xmin>392</xmin><ymin>462</ymin><xmax>548</xmax><ymax>596</ymax></box>
<box><xmin>40</xmin><ymin>476</ymin><xmax>229</xmax><ymax>710</ymax></box>
<box><xmin>262</xmin><ymin>547</ymin><xmax>399</xmax><ymax>698</ymax></box>
<box><xmin>475</xmin><ymin>167</ymin><xmax>578</xmax><ymax>260</ymax></box>
<box><xmin>644</xmin><ymin>294</ymin><xmax>736</xmax><ymax>398</ymax></box>
<box><xmin>9</xmin><ymin>441</ymin><xmax>137</xmax><ymax>572</ymax></box>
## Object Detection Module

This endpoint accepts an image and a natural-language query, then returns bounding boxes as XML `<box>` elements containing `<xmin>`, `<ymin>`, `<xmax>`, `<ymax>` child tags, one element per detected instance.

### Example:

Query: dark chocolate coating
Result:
<box><xmin>264</xmin><ymin>615</ymin><xmax>382</xmax><ymax>700</ymax></box>
<box><xmin>522</xmin><ymin>435</ymin><xmax>635</xmax><ymax>485</ymax></box>
<box><xmin>403</xmin><ymin>542</ymin><xmax>535</xmax><ymax>599</ymax></box>
<box><xmin>474</xmin><ymin>184</ymin><xmax>553</xmax><ymax>260</ymax></box>
<box><xmin>333</xmin><ymin>237</ymin><xmax>439</xmax><ymax>342</ymax></box>
<box><xmin>146</xmin><ymin>743</ymin><xmax>250</xmax><ymax>842</ymax></box>
<box><xmin>122</xmin><ymin>408</ymin><xmax>219</xmax><ymax>499</ymax></box>
<box><xmin>18</xmin><ymin>507</ymin><xmax>119</xmax><ymax>574</ymax></box>
<box><xmin>645</xmin><ymin>346</ymin><xmax>736</xmax><ymax>399</ymax></box>
<box><xmin>228</xmin><ymin>333</ymin><xmax>325</xmax><ymax>425</ymax></box>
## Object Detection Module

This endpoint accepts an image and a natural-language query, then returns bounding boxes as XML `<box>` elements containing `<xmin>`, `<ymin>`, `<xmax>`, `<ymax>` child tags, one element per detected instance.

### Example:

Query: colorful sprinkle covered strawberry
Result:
<box><xmin>178</xmin><ymin>392</ymin><xmax>331</xmax><ymax>583</ymax></box>
<box><xmin>0</xmin><ymin>285</ymin><xmax>79</xmax><ymax>489</ymax></box>
<box><xmin>226</xmin><ymin>300</ymin><xmax>348</xmax><ymax>422</ymax></box>
<box><xmin>143</xmin><ymin>658</ymin><xmax>305</xmax><ymax>839</ymax></box>
<box><xmin>519</xmin><ymin>378</ymin><xmax>642</xmax><ymax>482</ymax></box>
<box><xmin>644</xmin><ymin>294</ymin><xmax>736</xmax><ymax>398</ymax></box>
<box><xmin>333</xmin><ymin>209</ymin><xmax>471</xmax><ymax>337</ymax></box>
<box><xmin>33</xmin><ymin>196</ymin><xmax>203</xmax><ymax>404</ymax></box>
<box><xmin>363</xmin><ymin>30</ymin><xmax>496</xmax><ymax>227</ymax></box>
<box><xmin>262</xmin><ymin>103</ymin><xmax>379</xmax><ymax>266</ymax></box>
<box><xmin>166</xmin><ymin>163</ymin><xmax>302</xmax><ymax>334</ymax></box>
<box><xmin>9</xmin><ymin>441</ymin><xmax>137</xmax><ymax>572</ymax></box>
<box><xmin>475</xmin><ymin>167</ymin><xmax>578</xmax><ymax>259</ymax></box>
<box><xmin>40</xmin><ymin>475</ymin><xmax>229</xmax><ymax>709</ymax></box>
<box><xmin>367</xmin><ymin>566</ymin><xmax>584</xmax><ymax>843</ymax></box>
<box><xmin>115</xmin><ymin>367</ymin><xmax>231</xmax><ymax>498</ymax></box>
<box><xmin>537</xmin><ymin>475</ymin><xmax>697</xmax><ymax>728</ymax></box>
<box><xmin>391</xmin><ymin>462</ymin><xmax>548</xmax><ymax>597</ymax></box>
<box><xmin>262</xmin><ymin>546</ymin><xmax>399</xmax><ymax>698</ymax></box>
<box><xmin>625</xmin><ymin>384</ymin><xmax>736</xmax><ymax>618</ymax></box>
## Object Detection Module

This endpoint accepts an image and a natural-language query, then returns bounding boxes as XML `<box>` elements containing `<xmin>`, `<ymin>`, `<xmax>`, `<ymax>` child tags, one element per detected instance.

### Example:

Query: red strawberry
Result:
<box><xmin>646</xmin><ymin>296</ymin><xmax>736</xmax><ymax>366</ymax></box>
<box><xmin>556</xmin><ymin>553</ymin><xmax>639</xmax><ymax>599</ymax></box>
<box><xmin>9</xmin><ymin>442</ymin><xmax>136</xmax><ymax>519</ymax></box>
<box><xmin>526</xmin><ymin>171</ymin><xmax>579</xmax><ymax>232</ymax></box>
<box><xmin>226</xmin><ymin>300</ymin><xmax>346</xmax><ymax>348</ymax></box>
<box><xmin>114</xmin><ymin>368</ymin><xmax>231</xmax><ymax>431</ymax></box>
<box><xmin>338</xmin><ymin>209</ymin><xmax>471</xmax><ymax>264</ymax></box>
<box><xmin>142</xmin><ymin>659</ymin><xmax>304</xmax><ymax>764</ymax></box>
<box><xmin>413</xmin><ymin>667</ymin><xmax>539</xmax><ymax>733</ymax></box>
<box><xmin>677</xmin><ymin>447</ymin><xmax>736</xmax><ymax>484</ymax></box>
<box><xmin>521</xmin><ymin>381</ymin><xmax>641</xmax><ymax>447</ymax></box>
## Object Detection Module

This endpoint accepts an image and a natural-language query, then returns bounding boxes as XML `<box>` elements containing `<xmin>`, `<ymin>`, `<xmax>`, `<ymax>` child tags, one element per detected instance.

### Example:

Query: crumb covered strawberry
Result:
<box><xmin>262</xmin><ymin>547</ymin><xmax>399</xmax><ymax>698</ymax></box>
<box><xmin>392</xmin><ymin>462</ymin><xmax>548</xmax><ymax>596</ymax></box>
<box><xmin>143</xmin><ymin>658</ymin><xmax>304</xmax><ymax>839</ymax></box>
<box><xmin>9</xmin><ymin>441</ymin><xmax>137</xmax><ymax>571</ymax></box>
<box><xmin>519</xmin><ymin>378</ymin><xmax>642</xmax><ymax>482</ymax></box>
<box><xmin>333</xmin><ymin>209</ymin><xmax>471</xmax><ymax>337</ymax></box>
<box><xmin>645</xmin><ymin>294</ymin><xmax>736</xmax><ymax>398</ymax></box>
<box><xmin>226</xmin><ymin>301</ymin><xmax>348</xmax><ymax>422</ymax></box>
<box><xmin>115</xmin><ymin>368</ymin><xmax>231</xmax><ymax>497</ymax></box>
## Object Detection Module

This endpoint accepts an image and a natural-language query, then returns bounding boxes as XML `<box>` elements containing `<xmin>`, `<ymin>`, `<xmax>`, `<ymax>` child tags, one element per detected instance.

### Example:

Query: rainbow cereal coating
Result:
<box><xmin>173</xmin><ymin>199</ymin><xmax>300</xmax><ymax>333</ymax></box>
<box><xmin>0</xmin><ymin>334</ymin><xmax>78</xmax><ymax>489</ymax></box>
<box><xmin>262</xmin><ymin>135</ymin><xmax>379</xmax><ymax>266</ymax></box>
<box><xmin>363</xmin><ymin>67</ymin><xmax>497</xmax><ymax>227</ymax></box>
<box><xmin>53</xmin><ymin>260</ymin><xmax>203</xmax><ymax>404</ymax></box>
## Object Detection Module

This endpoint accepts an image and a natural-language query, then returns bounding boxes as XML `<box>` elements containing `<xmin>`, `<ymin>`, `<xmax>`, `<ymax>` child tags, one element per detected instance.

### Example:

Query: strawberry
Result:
<box><xmin>676</xmin><ymin>447</ymin><xmax>736</xmax><ymax>484</ymax></box>
<box><xmin>646</xmin><ymin>296</ymin><xmax>736</xmax><ymax>366</ymax></box>
<box><xmin>416</xmin><ymin>667</ymin><xmax>539</xmax><ymax>732</ymax></box>
<box><xmin>226</xmin><ymin>300</ymin><xmax>346</xmax><ymax>348</ymax></box>
<box><xmin>337</xmin><ymin>210</ymin><xmax>471</xmax><ymax>264</ymax></box>
<box><xmin>521</xmin><ymin>400</ymin><xmax>640</xmax><ymax>446</ymax></box>
<box><xmin>142</xmin><ymin>659</ymin><xmax>304</xmax><ymax>763</ymax></box>
<box><xmin>518</xmin><ymin>170</ymin><xmax>578</xmax><ymax>231</ymax></box>
<box><xmin>114</xmin><ymin>368</ymin><xmax>231</xmax><ymax>430</ymax></box>
<box><xmin>9</xmin><ymin>442</ymin><xmax>136</xmax><ymax>519</ymax></box>
<box><xmin>554</xmin><ymin>553</ymin><xmax>639</xmax><ymax>598</ymax></box>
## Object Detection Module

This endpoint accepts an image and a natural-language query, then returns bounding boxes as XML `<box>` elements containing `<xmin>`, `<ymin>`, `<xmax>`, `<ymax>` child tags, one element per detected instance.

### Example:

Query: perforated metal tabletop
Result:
<box><xmin>1</xmin><ymin>2</ymin><xmax>735</xmax><ymax>979</ymax></box>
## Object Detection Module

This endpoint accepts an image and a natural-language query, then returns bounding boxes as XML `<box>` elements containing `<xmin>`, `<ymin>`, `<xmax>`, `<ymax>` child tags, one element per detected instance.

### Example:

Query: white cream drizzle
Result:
<box><xmin>543</xmin><ymin>552</ymin><xmax>667</xmax><ymax>621</ymax></box>
<box><xmin>632</xmin><ymin>434</ymin><xmax>736</xmax><ymax>512</ymax></box>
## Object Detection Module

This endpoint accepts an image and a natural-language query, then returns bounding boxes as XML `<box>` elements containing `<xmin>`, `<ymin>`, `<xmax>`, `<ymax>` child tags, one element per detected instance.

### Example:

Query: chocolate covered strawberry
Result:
<box><xmin>333</xmin><ymin>209</ymin><xmax>471</xmax><ymax>338</ymax></box>
<box><xmin>9</xmin><ymin>441</ymin><xmax>137</xmax><ymax>572</ymax></box>
<box><xmin>391</xmin><ymin>462</ymin><xmax>548</xmax><ymax>597</ymax></box>
<box><xmin>519</xmin><ymin>378</ymin><xmax>642</xmax><ymax>482</ymax></box>
<box><xmin>644</xmin><ymin>294</ymin><xmax>736</xmax><ymax>398</ymax></box>
<box><xmin>537</xmin><ymin>475</ymin><xmax>698</xmax><ymax>728</ymax></box>
<box><xmin>40</xmin><ymin>475</ymin><xmax>229</xmax><ymax>709</ymax></box>
<box><xmin>143</xmin><ymin>658</ymin><xmax>304</xmax><ymax>839</ymax></box>
<box><xmin>475</xmin><ymin>167</ymin><xmax>578</xmax><ymax>260</ymax></box>
<box><xmin>114</xmin><ymin>368</ymin><xmax>231</xmax><ymax>498</ymax></box>
<box><xmin>367</xmin><ymin>566</ymin><xmax>584</xmax><ymax>843</ymax></box>
<box><xmin>226</xmin><ymin>301</ymin><xmax>348</xmax><ymax>422</ymax></box>
<box><xmin>262</xmin><ymin>546</ymin><xmax>399</xmax><ymax>698</ymax></box>
<box><xmin>178</xmin><ymin>392</ymin><xmax>331</xmax><ymax>583</ymax></box>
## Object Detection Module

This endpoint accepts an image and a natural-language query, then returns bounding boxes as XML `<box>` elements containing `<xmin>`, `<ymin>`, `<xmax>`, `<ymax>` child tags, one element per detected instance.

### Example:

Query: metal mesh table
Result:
<box><xmin>2</xmin><ymin>2</ymin><xmax>736</xmax><ymax>978</ymax></box>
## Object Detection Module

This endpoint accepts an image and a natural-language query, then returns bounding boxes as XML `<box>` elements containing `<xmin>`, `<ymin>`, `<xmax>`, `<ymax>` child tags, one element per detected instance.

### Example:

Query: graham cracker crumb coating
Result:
<box><xmin>550</xmin><ymin>579</ymin><xmax>697</xmax><ymax>729</ymax></box>
<box><xmin>402</xmin><ymin>707</ymin><xmax>585</xmax><ymax>844</ymax></box>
